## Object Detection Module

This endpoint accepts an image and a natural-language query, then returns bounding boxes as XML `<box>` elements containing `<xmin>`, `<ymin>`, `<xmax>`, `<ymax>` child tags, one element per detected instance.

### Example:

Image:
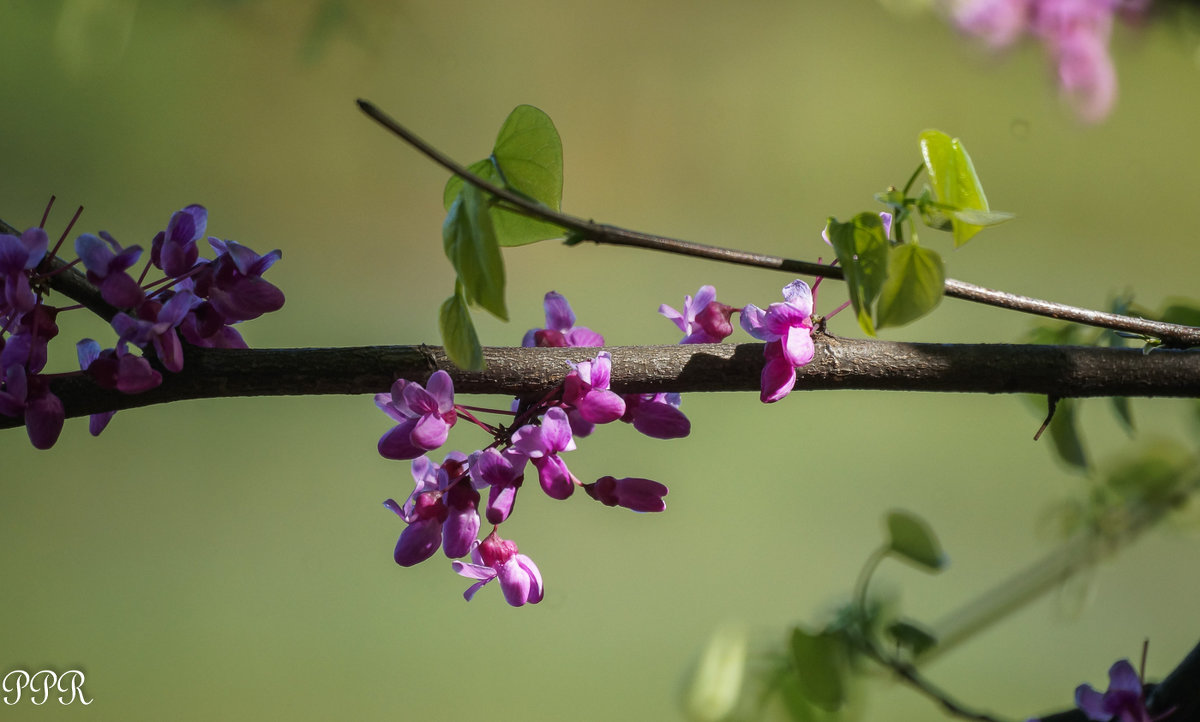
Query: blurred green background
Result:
<box><xmin>3</xmin><ymin>1</ymin><xmax>1200</xmax><ymax>719</ymax></box>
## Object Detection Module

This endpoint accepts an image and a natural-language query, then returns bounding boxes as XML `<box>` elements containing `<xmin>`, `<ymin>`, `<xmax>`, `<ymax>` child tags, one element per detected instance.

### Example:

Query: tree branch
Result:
<box><xmin>3</xmin><ymin>337</ymin><xmax>1198</xmax><ymax>430</ymax></box>
<box><xmin>356</xmin><ymin>99</ymin><xmax>1200</xmax><ymax>347</ymax></box>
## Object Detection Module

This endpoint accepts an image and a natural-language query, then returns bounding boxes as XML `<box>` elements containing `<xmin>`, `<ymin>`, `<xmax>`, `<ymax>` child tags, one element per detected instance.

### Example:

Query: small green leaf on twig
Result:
<box><xmin>885</xmin><ymin>510</ymin><xmax>947</xmax><ymax>572</ymax></box>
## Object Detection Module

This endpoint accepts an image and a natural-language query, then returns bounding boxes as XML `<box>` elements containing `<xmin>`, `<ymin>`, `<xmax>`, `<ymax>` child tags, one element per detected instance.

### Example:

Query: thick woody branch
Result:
<box><xmin>3</xmin><ymin>337</ymin><xmax>1198</xmax><ymax>430</ymax></box>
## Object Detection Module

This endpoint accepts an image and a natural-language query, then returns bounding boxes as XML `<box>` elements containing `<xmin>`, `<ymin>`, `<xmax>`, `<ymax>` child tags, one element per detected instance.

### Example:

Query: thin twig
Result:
<box><xmin>356</xmin><ymin>99</ymin><xmax>1200</xmax><ymax>347</ymax></box>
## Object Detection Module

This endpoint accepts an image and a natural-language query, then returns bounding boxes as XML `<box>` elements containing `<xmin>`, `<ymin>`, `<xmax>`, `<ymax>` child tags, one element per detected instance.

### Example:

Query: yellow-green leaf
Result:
<box><xmin>875</xmin><ymin>244</ymin><xmax>945</xmax><ymax>329</ymax></box>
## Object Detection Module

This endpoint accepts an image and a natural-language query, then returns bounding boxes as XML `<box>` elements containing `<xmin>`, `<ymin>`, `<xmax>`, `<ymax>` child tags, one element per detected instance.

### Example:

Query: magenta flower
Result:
<box><xmin>620</xmin><ymin>392</ymin><xmax>690</xmax><ymax>439</ymax></box>
<box><xmin>384</xmin><ymin>455</ymin><xmax>450</xmax><ymax>567</ymax></box>
<box><xmin>659</xmin><ymin>285</ymin><xmax>736</xmax><ymax>344</ymax></box>
<box><xmin>522</xmin><ymin>291</ymin><xmax>604</xmax><ymax>348</ymax></box>
<box><xmin>376</xmin><ymin>371</ymin><xmax>457</xmax><ymax>460</ymax></box>
<box><xmin>739</xmin><ymin>279</ymin><xmax>816</xmax><ymax>403</ymax></box>
<box><xmin>451</xmin><ymin>530</ymin><xmax>544</xmax><ymax>607</ymax></box>
<box><xmin>433</xmin><ymin>452</ymin><xmax>478</xmax><ymax>559</ymax></box>
<box><xmin>1075</xmin><ymin>659</ymin><xmax>1161</xmax><ymax>722</ymax></box>
<box><xmin>469</xmin><ymin>447</ymin><xmax>527</xmax><ymax>524</ymax></box>
<box><xmin>511</xmin><ymin>406</ymin><xmax>579</xmax><ymax>500</ymax></box>
<box><xmin>583</xmin><ymin>476</ymin><xmax>669</xmax><ymax>513</ymax></box>
<box><xmin>951</xmin><ymin>0</ymin><xmax>1148</xmax><ymax>123</ymax></box>
<box><xmin>562</xmin><ymin>351</ymin><xmax>626</xmax><ymax>424</ymax></box>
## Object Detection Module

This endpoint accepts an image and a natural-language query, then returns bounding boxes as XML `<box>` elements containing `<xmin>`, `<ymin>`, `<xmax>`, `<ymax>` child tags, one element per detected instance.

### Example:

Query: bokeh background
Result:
<box><xmin>3</xmin><ymin>1</ymin><xmax>1200</xmax><ymax>720</ymax></box>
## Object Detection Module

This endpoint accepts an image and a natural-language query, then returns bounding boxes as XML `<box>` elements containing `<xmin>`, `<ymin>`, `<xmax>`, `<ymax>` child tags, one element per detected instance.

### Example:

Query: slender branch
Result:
<box><xmin>357</xmin><ymin>100</ymin><xmax>1200</xmax><ymax>347</ymax></box>
<box><xmin>861</xmin><ymin>642</ymin><xmax>1012</xmax><ymax>722</ymax></box>
<box><xmin>2</xmin><ymin>337</ymin><xmax>1199</xmax><ymax>430</ymax></box>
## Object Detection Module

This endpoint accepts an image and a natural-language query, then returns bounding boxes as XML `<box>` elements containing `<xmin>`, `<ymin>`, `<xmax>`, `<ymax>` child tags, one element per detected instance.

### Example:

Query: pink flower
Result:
<box><xmin>512</xmin><ymin>406</ymin><xmax>580</xmax><ymax>500</ymax></box>
<box><xmin>659</xmin><ymin>285</ymin><xmax>736</xmax><ymax>344</ymax></box>
<box><xmin>739</xmin><ymin>280</ymin><xmax>816</xmax><ymax>403</ymax></box>
<box><xmin>562</xmin><ymin>351</ymin><xmax>626</xmax><ymax>424</ymax></box>
<box><xmin>583</xmin><ymin>476</ymin><xmax>668</xmax><ymax>513</ymax></box>
<box><xmin>451</xmin><ymin>530</ymin><xmax>544</xmax><ymax>607</ymax></box>
<box><xmin>376</xmin><ymin>371</ymin><xmax>457</xmax><ymax>460</ymax></box>
<box><xmin>469</xmin><ymin>447</ymin><xmax>527</xmax><ymax>524</ymax></box>
<box><xmin>522</xmin><ymin>291</ymin><xmax>604</xmax><ymax>347</ymax></box>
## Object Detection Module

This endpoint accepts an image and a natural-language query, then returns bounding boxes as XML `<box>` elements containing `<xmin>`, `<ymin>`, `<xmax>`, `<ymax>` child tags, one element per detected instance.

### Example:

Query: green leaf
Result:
<box><xmin>948</xmin><ymin>208</ymin><xmax>1014</xmax><ymax>227</ymax></box>
<box><xmin>875</xmin><ymin>244</ymin><xmax>945</xmax><ymax>329</ymax></box>
<box><xmin>681</xmin><ymin>624</ymin><xmax>747</xmax><ymax>722</ymax></box>
<box><xmin>444</xmin><ymin>105</ymin><xmax>566</xmax><ymax>247</ymax></box>
<box><xmin>1110</xmin><ymin>396</ymin><xmax>1135</xmax><ymax>436</ymax></box>
<box><xmin>439</xmin><ymin>284</ymin><xmax>484</xmax><ymax>371</ymax></box>
<box><xmin>885</xmin><ymin>620</ymin><xmax>938</xmax><ymax>657</ymax></box>
<box><xmin>788</xmin><ymin>628</ymin><xmax>846</xmax><ymax>712</ymax></box>
<box><xmin>443</xmin><ymin>183</ymin><xmax>507</xmax><ymax>320</ymax></box>
<box><xmin>1158</xmin><ymin>299</ymin><xmax>1200</xmax><ymax>328</ymax></box>
<box><xmin>825</xmin><ymin>213</ymin><xmax>889</xmax><ymax>336</ymax></box>
<box><xmin>1047</xmin><ymin>398</ymin><xmax>1089</xmax><ymax>471</ymax></box>
<box><xmin>918</xmin><ymin>130</ymin><xmax>995</xmax><ymax>247</ymax></box>
<box><xmin>885</xmin><ymin>510</ymin><xmax>947</xmax><ymax>572</ymax></box>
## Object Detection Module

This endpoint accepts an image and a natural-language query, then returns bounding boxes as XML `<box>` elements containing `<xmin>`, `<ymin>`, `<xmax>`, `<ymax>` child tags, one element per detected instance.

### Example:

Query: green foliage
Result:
<box><xmin>439</xmin><ymin>283</ymin><xmax>484</xmax><ymax>371</ymax></box>
<box><xmin>1047</xmin><ymin>398</ymin><xmax>1089</xmax><ymax>472</ymax></box>
<box><xmin>443</xmin><ymin>183</ymin><xmax>507</xmax><ymax>321</ymax></box>
<box><xmin>885</xmin><ymin>510</ymin><xmax>947</xmax><ymax>572</ymax></box>
<box><xmin>443</xmin><ymin>104</ymin><xmax>565</xmax><ymax>246</ymax></box>
<box><xmin>436</xmin><ymin>105</ymin><xmax>566</xmax><ymax>368</ymax></box>
<box><xmin>826</xmin><ymin>213</ymin><xmax>889</xmax><ymax>336</ymax></box>
<box><xmin>875</xmin><ymin>244</ymin><xmax>945</xmax><ymax>329</ymax></box>
<box><xmin>885</xmin><ymin>620</ymin><xmax>937</xmax><ymax>657</ymax></box>
<box><xmin>681</xmin><ymin>625</ymin><xmax>748</xmax><ymax>722</ymax></box>
<box><xmin>788</xmin><ymin>628</ymin><xmax>848</xmax><ymax>713</ymax></box>
<box><xmin>917</xmin><ymin>130</ymin><xmax>998</xmax><ymax>247</ymax></box>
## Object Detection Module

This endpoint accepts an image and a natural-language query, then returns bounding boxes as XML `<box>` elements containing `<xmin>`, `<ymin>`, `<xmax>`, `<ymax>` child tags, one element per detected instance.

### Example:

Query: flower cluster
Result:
<box><xmin>0</xmin><ymin>201</ymin><xmax>284</xmax><ymax>448</ymax></box>
<box><xmin>952</xmin><ymin>0</ymin><xmax>1152</xmax><ymax>123</ymax></box>
<box><xmin>380</xmin><ymin>292</ymin><xmax>689</xmax><ymax>607</ymax></box>
<box><xmin>379</xmin><ymin>283</ymin><xmax>832</xmax><ymax>605</ymax></box>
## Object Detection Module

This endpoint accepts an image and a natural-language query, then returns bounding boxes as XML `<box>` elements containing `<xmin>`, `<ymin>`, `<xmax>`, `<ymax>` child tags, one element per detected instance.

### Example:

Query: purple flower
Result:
<box><xmin>1075</xmin><ymin>659</ymin><xmax>1158</xmax><ymax>722</ymax></box>
<box><xmin>451</xmin><ymin>530</ymin><xmax>544</xmax><ymax>607</ymax></box>
<box><xmin>111</xmin><ymin>291</ymin><xmax>194</xmax><ymax>373</ymax></box>
<box><xmin>512</xmin><ymin>406</ymin><xmax>579</xmax><ymax>500</ymax></box>
<box><xmin>739</xmin><ymin>280</ymin><xmax>816</xmax><ymax>403</ymax></box>
<box><xmin>583</xmin><ymin>476</ymin><xmax>668</xmax><ymax>513</ymax></box>
<box><xmin>75</xmin><ymin>232</ymin><xmax>146</xmax><ymax>309</ymax></box>
<box><xmin>0</xmin><ymin>365</ymin><xmax>64</xmax><ymax>450</ymax></box>
<box><xmin>436</xmin><ymin>453</ymin><xmax>479</xmax><ymax>558</ymax></box>
<box><xmin>193</xmin><ymin>238</ymin><xmax>284</xmax><ymax>323</ymax></box>
<box><xmin>384</xmin><ymin>455</ymin><xmax>452</xmax><ymax>567</ymax></box>
<box><xmin>621</xmin><ymin>392</ymin><xmax>690</xmax><ymax>439</ymax></box>
<box><xmin>0</xmin><ymin>304</ymin><xmax>58</xmax><ymax>374</ymax></box>
<box><xmin>659</xmin><ymin>285</ymin><xmax>736</xmax><ymax>344</ymax></box>
<box><xmin>522</xmin><ymin>291</ymin><xmax>604</xmax><ymax>347</ymax></box>
<box><xmin>0</xmin><ymin>228</ymin><xmax>48</xmax><ymax>316</ymax></box>
<box><xmin>151</xmin><ymin>205</ymin><xmax>205</xmax><ymax>277</ymax></box>
<box><xmin>376</xmin><ymin>371</ymin><xmax>458</xmax><ymax>460</ymax></box>
<box><xmin>468</xmin><ymin>447</ymin><xmax>527</xmax><ymax>524</ymax></box>
<box><xmin>562</xmin><ymin>351</ymin><xmax>626</xmax><ymax>424</ymax></box>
